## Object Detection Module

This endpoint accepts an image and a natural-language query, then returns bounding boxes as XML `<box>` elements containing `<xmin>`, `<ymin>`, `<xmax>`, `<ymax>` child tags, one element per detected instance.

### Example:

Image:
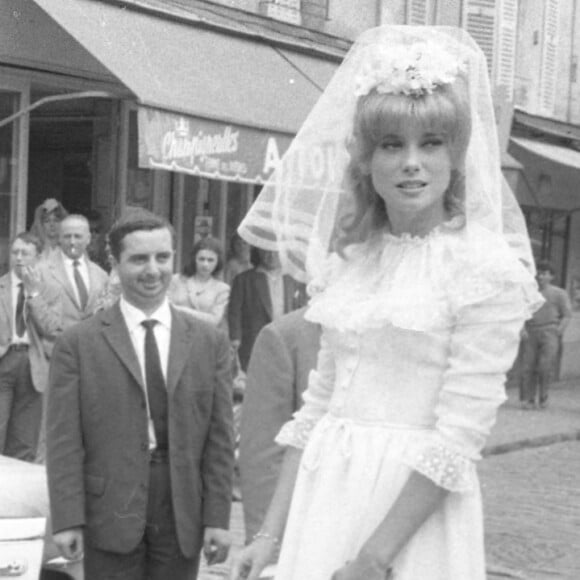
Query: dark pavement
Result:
<box><xmin>199</xmin><ymin>381</ymin><xmax>580</xmax><ymax>580</ymax></box>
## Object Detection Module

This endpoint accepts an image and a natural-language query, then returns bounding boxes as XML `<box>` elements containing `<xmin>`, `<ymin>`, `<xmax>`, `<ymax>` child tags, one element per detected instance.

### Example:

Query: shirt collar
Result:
<box><xmin>120</xmin><ymin>296</ymin><xmax>172</xmax><ymax>333</ymax></box>
<box><xmin>61</xmin><ymin>251</ymin><xmax>86</xmax><ymax>267</ymax></box>
<box><xmin>11</xmin><ymin>273</ymin><xmax>22</xmax><ymax>289</ymax></box>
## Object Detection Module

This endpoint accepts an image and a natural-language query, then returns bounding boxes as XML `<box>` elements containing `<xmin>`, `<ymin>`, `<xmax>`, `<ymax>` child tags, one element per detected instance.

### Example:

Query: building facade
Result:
<box><xmin>2</xmin><ymin>0</ymin><xmax>579</xmax><ymax>375</ymax></box>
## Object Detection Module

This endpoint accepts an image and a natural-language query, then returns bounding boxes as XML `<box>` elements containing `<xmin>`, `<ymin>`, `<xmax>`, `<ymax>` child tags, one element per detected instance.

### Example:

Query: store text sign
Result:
<box><xmin>138</xmin><ymin>107</ymin><xmax>291</xmax><ymax>183</ymax></box>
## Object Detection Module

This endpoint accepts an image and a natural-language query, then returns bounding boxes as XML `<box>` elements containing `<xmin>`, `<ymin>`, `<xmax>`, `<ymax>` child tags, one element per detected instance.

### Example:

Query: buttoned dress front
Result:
<box><xmin>273</xmin><ymin>223</ymin><xmax>541</xmax><ymax>580</ymax></box>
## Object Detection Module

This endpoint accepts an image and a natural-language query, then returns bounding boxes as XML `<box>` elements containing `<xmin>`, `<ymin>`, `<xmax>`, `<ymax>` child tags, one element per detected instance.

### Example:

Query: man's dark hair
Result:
<box><xmin>13</xmin><ymin>231</ymin><xmax>43</xmax><ymax>255</ymax></box>
<box><xmin>108</xmin><ymin>209</ymin><xmax>175</xmax><ymax>261</ymax></box>
<box><xmin>536</xmin><ymin>260</ymin><xmax>555</xmax><ymax>275</ymax></box>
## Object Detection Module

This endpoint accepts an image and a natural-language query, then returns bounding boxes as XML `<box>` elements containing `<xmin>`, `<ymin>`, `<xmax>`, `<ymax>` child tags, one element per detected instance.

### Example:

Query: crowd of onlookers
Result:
<box><xmin>0</xmin><ymin>198</ymin><xmax>308</xmax><ymax>468</ymax></box>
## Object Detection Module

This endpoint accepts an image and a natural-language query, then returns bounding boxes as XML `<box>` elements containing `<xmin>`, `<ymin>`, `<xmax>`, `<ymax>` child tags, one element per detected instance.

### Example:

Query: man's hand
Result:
<box><xmin>53</xmin><ymin>527</ymin><xmax>84</xmax><ymax>561</ymax></box>
<box><xmin>20</xmin><ymin>264</ymin><xmax>41</xmax><ymax>295</ymax></box>
<box><xmin>203</xmin><ymin>527</ymin><xmax>231</xmax><ymax>565</ymax></box>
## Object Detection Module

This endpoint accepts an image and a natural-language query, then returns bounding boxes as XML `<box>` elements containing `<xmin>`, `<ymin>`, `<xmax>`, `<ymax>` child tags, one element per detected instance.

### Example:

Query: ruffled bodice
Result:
<box><xmin>276</xmin><ymin>223</ymin><xmax>543</xmax><ymax>492</ymax></box>
<box><xmin>305</xmin><ymin>221</ymin><xmax>540</xmax><ymax>333</ymax></box>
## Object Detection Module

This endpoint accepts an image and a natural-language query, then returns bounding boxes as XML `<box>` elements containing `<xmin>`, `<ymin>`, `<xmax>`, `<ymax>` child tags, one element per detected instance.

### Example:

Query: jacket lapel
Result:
<box><xmin>101</xmin><ymin>303</ymin><xmax>144</xmax><ymax>390</ymax></box>
<box><xmin>50</xmin><ymin>253</ymin><xmax>79</xmax><ymax>308</ymax></box>
<box><xmin>255</xmin><ymin>272</ymin><xmax>273</xmax><ymax>319</ymax></box>
<box><xmin>0</xmin><ymin>274</ymin><xmax>12</xmax><ymax>324</ymax></box>
<box><xmin>166</xmin><ymin>307</ymin><xmax>193</xmax><ymax>396</ymax></box>
<box><xmin>85</xmin><ymin>261</ymin><xmax>101</xmax><ymax>312</ymax></box>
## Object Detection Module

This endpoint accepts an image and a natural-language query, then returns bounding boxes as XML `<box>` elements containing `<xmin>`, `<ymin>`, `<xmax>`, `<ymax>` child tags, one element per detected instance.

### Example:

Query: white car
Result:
<box><xmin>0</xmin><ymin>456</ymin><xmax>82</xmax><ymax>579</ymax></box>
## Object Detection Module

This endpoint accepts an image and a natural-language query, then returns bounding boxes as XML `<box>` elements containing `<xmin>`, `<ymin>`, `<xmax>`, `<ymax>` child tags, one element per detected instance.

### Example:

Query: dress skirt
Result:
<box><xmin>274</xmin><ymin>414</ymin><xmax>486</xmax><ymax>580</ymax></box>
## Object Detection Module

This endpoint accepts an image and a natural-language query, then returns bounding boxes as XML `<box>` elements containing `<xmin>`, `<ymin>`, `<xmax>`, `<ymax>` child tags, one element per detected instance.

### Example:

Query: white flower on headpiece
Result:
<box><xmin>354</xmin><ymin>42</ymin><xmax>466</xmax><ymax>97</ymax></box>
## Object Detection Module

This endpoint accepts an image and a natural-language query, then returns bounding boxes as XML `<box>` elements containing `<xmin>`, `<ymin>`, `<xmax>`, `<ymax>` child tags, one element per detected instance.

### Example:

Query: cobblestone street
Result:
<box><xmin>482</xmin><ymin>441</ymin><xmax>580</xmax><ymax>580</ymax></box>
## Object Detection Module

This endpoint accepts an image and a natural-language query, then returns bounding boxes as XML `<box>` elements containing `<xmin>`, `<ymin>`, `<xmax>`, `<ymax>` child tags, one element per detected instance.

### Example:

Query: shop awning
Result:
<box><xmin>510</xmin><ymin>137</ymin><xmax>580</xmax><ymax>170</ymax></box>
<box><xmin>32</xmin><ymin>0</ymin><xmax>338</xmax><ymax>136</ymax></box>
<box><xmin>509</xmin><ymin>137</ymin><xmax>580</xmax><ymax>211</ymax></box>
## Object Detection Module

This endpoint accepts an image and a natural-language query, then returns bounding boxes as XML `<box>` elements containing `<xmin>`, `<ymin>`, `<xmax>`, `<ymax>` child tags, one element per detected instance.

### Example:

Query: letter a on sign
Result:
<box><xmin>263</xmin><ymin>138</ymin><xmax>281</xmax><ymax>174</ymax></box>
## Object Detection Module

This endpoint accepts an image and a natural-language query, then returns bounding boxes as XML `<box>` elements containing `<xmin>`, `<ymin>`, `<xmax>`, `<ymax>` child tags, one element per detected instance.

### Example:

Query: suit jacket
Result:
<box><xmin>228</xmin><ymin>269</ymin><xmax>307</xmax><ymax>371</ymax></box>
<box><xmin>40</xmin><ymin>251</ymin><xmax>108</xmax><ymax>329</ymax></box>
<box><xmin>46</xmin><ymin>302</ymin><xmax>234</xmax><ymax>557</ymax></box>
<box><xmin>238</xmin><ymin>308</ymin><xmax>321</xmax><ymax>539</ymax></box>
<box><xmin>0</xmin><ymin>272</ymin><xmax>62</xmax><ymax>392</ymax></box>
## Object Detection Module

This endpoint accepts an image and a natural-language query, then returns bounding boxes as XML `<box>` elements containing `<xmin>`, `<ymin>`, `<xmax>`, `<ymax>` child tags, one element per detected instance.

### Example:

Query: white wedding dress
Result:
<box><xmin>273</xmin><ymin>222</ymin><xmax>540</xmax><ymax>580</ymax></box>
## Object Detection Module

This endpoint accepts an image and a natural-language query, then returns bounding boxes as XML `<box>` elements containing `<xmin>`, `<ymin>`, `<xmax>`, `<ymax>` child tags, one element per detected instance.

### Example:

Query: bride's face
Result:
<box><xmin>369</xmin><ymin>120</ymin><xmax>451</xmax><ymax>223</ymax></box>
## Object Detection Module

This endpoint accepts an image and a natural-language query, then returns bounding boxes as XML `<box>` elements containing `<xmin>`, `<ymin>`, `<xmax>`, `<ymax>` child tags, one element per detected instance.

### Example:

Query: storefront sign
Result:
<box><xmin>138</xmin><ymin>107</ymin><xmax>292</xmax><ymax>183</ymax></box>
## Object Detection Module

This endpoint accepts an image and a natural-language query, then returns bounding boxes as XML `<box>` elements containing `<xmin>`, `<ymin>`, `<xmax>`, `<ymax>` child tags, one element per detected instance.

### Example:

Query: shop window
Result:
<box><xmin>523</xmin><ymin>205</ymin><xmax>570</xmax><ymax>286</ymax></box>
<box><xmin>0</xmin><ymin>91</ymin><xmax>20</xmax><ymax>275</ymax></box>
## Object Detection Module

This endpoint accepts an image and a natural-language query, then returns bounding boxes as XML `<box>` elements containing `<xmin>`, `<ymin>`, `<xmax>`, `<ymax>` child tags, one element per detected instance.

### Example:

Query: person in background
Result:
<box><xmin>40</xmin><ymin>214</ymin><xmax>108</xmax><ymax>329</ymax></box>
<box><xmin>86</xmin><ymin>209</ymin><xmax>110</xmax><ymax>272</ymax></box>
<box><xmin>520</xmin><ymin>260</ymin><xmax>572</xmax><ymax>409</ymax></box>
<box><xmin>239</xmin><ymin>307</ymin><xmax>321</xmax><ymax>542</ymax></box>
<box><xmin>0</xmin><ymin>232</ymin><xmax>61</xmax><ymax>462</ymax></box>
<box><xmin>223</xmin><ymin>232</ymin><xmax>252</xmax><ymax>285</ymax></box>
<box><xmin>46</xmin><ymin>209</ymin><xmax>234</xmax><ymax>580</ymax></box>
<box><xmin>231</xmin><ymin>25</ymin><xmax>542</xmax><ymax>580</ymax></box>
<box><xmin>228</xmin><ymin>248</ymin><xmax>307</xmax><ymax>372</ymax></box>
<box><xmin>29</xmin><ymin>198</ymin><xmax>68</xmax><ymax>261</ymax></box>
<box><xmin>169</xmin><ymin>236</ymin><xmax>230</xmax><ymax>330</ymax></box>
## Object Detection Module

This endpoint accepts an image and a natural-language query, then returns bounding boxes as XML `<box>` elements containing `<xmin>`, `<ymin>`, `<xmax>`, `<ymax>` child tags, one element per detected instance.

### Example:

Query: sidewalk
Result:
<box><xmin>199</xmin><ymin>380</ymin><xmax>580</xmax><ymax>580</ymax></box>
<box><xmin>484</xmin><ymin>380</ymin><xmax>580</xmax><ymax>456</ymax></box>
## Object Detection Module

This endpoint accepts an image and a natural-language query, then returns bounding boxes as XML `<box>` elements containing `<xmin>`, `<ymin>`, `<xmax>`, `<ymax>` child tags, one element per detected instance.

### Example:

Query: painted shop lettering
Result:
<box><xmin>162</xmin><ymin>126</ymin><xmax>239</xmax><ymax>163</ymax></box>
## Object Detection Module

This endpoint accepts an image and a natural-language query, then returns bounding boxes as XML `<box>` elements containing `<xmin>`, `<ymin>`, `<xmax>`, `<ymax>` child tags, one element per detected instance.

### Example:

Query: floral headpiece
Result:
<box><xmin>354</xmin><ymin>41</ymin><xmax>466</xmax><ymax>97</ymax></box>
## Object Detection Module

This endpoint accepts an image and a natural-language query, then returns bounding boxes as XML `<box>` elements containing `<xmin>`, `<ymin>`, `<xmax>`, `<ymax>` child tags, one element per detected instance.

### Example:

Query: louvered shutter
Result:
<box><xmin>407</xmin><ymin>0</ymin><xmax>430</xmax><ymax>24</ymax></box>
<box><xmin>260</xmin><ymin>0</ymin><xmax>301</xmax><ymax>25</ymax></box>
<box><xmin>463</xmin><ymin>0</ymin><xmax>496</xmax><ymax>76</ymax></box>
<box><xmin>495</xmin><ymin>0</ymin><xmax>517</xmax><ymax>100</ymax></box>
<box><xmin>539</xmin><ymin>0</ymin><xmax>559</xmax><ymax>115</ymax></box>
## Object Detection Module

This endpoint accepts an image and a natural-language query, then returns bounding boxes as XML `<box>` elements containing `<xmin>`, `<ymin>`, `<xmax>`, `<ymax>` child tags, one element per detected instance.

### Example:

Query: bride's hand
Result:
<box><xmin>330</xmin><ymin>553</ymin><xmax>393</xmax><ymax>580</ymax></box>
<box><xmin>229</xmin><ymin>539</ymin><xmax>276</xmax><ymax>580</ymax></box>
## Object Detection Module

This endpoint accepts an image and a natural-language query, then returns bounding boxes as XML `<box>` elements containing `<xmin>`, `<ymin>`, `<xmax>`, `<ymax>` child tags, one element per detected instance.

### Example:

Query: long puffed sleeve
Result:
<box><xmin>275</xmin><ymin>330</ymin><xmax>336</xmax><ymax>449</ymax></box>
<box><xmin>402</xmin><ymin>285</ymin><xmax>526</xmax><ymax>492</ymax></box>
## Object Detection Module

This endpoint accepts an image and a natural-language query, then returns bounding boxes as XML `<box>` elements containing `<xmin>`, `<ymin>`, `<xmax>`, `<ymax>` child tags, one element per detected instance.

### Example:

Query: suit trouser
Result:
<box><xmin>520</xmin><ymin>326</ymin><xmax>560</xmax><ymax>404</ymax></box>
<box><xmin>0</xmin><ymin>347</ymin><xmax>42</xmax><ymax>461</ymax></box>
<box><xmin>84</xmin><ymin>453</ymin><xmax>200</xmax><ymax>580</ymax></box>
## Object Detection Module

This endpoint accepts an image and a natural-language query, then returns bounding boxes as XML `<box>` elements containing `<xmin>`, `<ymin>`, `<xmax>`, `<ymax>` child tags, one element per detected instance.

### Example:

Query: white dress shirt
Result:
<box><xmin>119</xmin><ymin>296</ymin><xmax>172</xmax><ymax>449</ymax></box>
<box><xmin>11</xmin><ymin>274</ymin><xmax>30</xmax><ymax>345</ymax></box>
<box><xmin>62</xmin><ymin>254</ymin><xmax>90</xmax><ymax>305</ymax></box>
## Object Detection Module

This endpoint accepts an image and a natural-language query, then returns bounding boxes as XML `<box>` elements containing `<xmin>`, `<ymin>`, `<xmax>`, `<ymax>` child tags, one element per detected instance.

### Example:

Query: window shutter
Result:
<box><xmin>463</xmin><ymin>0</ymin><xmax>496</xmax><ymax>76</ymax></box>
<box><xmin>407</xmin><ymin>0</ymin><xmax>429</xmax><ymax>25</ymax></box>
<box><xmin>495</xmin><ymin>0</ymin><xmax>517</xmax><ymax>100</ymax></box>
<box><xmin>259</xmin><ymin>0</ymin><xmax>301</xmax><ymax>25</ymax></box>
<box><xmin>539</xmin><ymin>0</ymin><xmax>559</xmax><ymax>115</ymax></box>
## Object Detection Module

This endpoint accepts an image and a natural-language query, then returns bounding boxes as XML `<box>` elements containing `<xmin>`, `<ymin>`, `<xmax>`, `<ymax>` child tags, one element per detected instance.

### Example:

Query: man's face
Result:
<box><xmin>59</xmin><ymin>218</ymin><xmax>91</xmax><ymax>260</ymax></box>
<box><xmin>10</xmin><ymin>239</ymin><xmax>39</xmax><ymax>279</ymax></box>
<box><xmin>113</xmin><ymin>228</ymin><xmax>174</xmax><ymax>313</ymax></box>
<box><xmin>258</xmin><ymin>250</ymin><xmax>281</xmax><ymax>271</ymax></box>
<box><xmin>537</xmin><ymin>269</ymin><xmax>553</xmax><ymax>289</ymax></box>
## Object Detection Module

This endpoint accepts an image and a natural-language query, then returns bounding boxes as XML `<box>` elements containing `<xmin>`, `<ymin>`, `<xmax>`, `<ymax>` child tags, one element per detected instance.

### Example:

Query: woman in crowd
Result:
<box><xmin>223</xmin><ymin>232</ymin><xmax>252</xmax><ymax>285</ymax></box>
<box><xmin>169</xmin><ymin>235</ymin><xmax>230</xmax><ymax>330</ymax></box>
<box><xmin>29</xmin><ymin>198</ymin><xmax>68</xmax><ymax>260</ymax></box>
<box><xmin>231</xmin><ymin>26</ymin><xmax>542</xmax><ymax>580</ymax></box>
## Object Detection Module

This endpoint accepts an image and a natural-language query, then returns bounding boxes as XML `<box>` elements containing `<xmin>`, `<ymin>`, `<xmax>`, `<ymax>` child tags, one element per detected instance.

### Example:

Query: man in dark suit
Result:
<box><xmin>239</xmin><ymin>307</ymin><xmax>321</xmax><ymax>541</ymax></box>
<box><xmin>228</xmin><ymin>249</ymin><xmax>307</xmax><ymax>371</ymax></box>
<box><xmin>40</xmin><ymin>214</ymin><xmax>109</xmax><ymax>329</ymax></box>
<box><xmin>46</xmin><ymin>210</ymin><xmax>234</xmax><ymax>580</ymax></box>
<box><xmin>0</xmin><ymin>232</ymin><xmax>62</xmax><ymax>461</ymax></box>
